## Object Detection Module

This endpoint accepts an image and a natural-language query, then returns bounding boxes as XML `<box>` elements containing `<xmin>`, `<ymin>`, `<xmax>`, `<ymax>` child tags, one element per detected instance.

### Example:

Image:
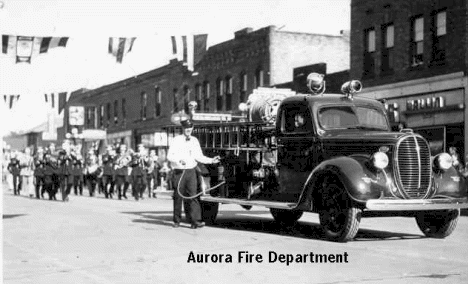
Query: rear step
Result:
<box><xmin>201</xmin><ymin>195</ymin><xmax>297</xmax><ymax>210</ymax></box>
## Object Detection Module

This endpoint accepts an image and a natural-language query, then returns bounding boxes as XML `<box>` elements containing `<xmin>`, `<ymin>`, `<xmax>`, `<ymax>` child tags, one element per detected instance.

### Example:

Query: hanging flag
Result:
<box><xmin>170</xmin><ymin>34</ymin><xmax>208</xmax><ymax>71</ymax></box>
<box><xmin>44</xmin><ymin>93</ymin><xmax>56</xmax><ymax>108</ymax></box>
<box><xmin>108</xmin><ymin>37</ymin><xmax>136</xmax><ymax>63</ymax></box>
<box><xmin>58</xmin><ymin>92</ymin><xmax>68</xmax><ymax>114</ymax></box>
<box><xmin>2</xmin><ymin>35</ymin><xmax>68</xmax><ymax>63</ymax></box>
<box><xmin>7</xmin><ymin>95</ymin><xmax>20</xmax><ymax>109</ymax></box>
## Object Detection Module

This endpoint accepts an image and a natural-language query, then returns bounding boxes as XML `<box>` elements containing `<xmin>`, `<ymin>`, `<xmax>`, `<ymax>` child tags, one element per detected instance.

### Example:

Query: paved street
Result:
<box><xmin>2</xmin><ymin>186</ymin><xmax>468</xmax><ymax>284</ymax></box>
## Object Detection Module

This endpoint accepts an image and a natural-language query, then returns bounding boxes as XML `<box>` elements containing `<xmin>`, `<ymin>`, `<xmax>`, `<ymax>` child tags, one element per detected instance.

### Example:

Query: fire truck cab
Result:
<box><xmin>165</xmin><ymin>74</ymin><xmax>468</xmax><ymax>242</ymax></box>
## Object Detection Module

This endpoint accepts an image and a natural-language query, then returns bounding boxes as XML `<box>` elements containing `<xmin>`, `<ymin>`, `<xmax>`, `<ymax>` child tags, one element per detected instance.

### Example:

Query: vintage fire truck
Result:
<box><xmin>165</xmin><ymin>73</ymin><xmax>468</xmax><ymax>242</ymax></box>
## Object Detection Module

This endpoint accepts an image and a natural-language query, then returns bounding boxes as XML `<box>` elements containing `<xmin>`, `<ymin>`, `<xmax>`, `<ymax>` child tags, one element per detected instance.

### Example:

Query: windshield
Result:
<box><xmin>318</xmin><ymin>105</ymin><xmax>389</xmax><ymax>131</ymax></box>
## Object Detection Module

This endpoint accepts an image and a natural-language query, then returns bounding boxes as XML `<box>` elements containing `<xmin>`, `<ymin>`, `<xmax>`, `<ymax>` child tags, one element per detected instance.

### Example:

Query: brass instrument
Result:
<box><xmin>114</xmin><ymin>152</ymin><xmax>131</xmax><ymax>170</ymax></box>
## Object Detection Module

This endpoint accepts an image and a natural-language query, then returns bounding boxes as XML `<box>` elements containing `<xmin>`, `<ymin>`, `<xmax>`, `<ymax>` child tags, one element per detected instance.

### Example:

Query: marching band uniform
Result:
<box><xmin>7</xmin><ymin>155</ymin><xmax>21</xmax><ymax>195</ymax></box>
<box><xmin>58</xmin><ymin>150</ymin><xmax>74</xmax><ymax>202</ymax></box>
<box><xmin>114</xmin><ymin>145</ymin><xmax>131</xmax><ymax>200</ymax></box>
<box><xmin>101</xmin><ymin>152</ymin><xmax>116</xmax><ymax>199</ymax></box>
<box><xmin>85</xmin><ymin>154</ymin><xmax>100</xmax><ymax>197</ymax></box>
<box><xmin>34</xmin><ymin>152</ymin><xmax>45</xmax><ymax>199</ymax></box>
<box><xmin>167</xmin><ymin>119</ymin><xmax>220</xmax><ymax>229</ymax></box>
<box><xmin>72</xmin><ymin>158</ymin><xmax>84</xmax><ymax>195</ymax></box>
<box><xmin>130</xmin><ymin>147</ymin><xmax>149</xmax><ymax>201</ymax></box>
<box><xmin>43</xmin><ymin>154</ymin><xmax>58</xmax><ymax>200</ymax></box>
<box><xmin>146</xmin><ymin>151</ymin><xmax>159</xmax><ymax>198</ymax></box>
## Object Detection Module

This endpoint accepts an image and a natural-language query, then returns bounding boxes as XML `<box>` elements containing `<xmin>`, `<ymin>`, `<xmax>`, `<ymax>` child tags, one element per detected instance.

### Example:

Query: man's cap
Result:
<box><xmin>180</xmin><ymin>118</ymin><xmax>194</xmax><ymax>128</ymax></box>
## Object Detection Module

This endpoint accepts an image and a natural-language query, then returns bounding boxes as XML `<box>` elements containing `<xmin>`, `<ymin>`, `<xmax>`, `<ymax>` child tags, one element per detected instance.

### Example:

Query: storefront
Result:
<box><xmin>106</xmin><ymin>130</ymin><xmax>132</xmax><ymax>149</ymax></box>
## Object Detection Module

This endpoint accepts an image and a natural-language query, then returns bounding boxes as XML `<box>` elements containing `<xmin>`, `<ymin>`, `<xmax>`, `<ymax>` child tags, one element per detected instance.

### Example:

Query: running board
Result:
<box><xmin>200</xmin><ymin>195</ymin><xmax>297</xmax><ymax>210</ymax></box>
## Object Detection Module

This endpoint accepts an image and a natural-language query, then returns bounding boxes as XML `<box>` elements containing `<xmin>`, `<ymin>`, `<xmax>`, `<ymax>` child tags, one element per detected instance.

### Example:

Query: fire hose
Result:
<box><xmin>176</xmin><ymin>169</ymin><xmax>226</xmax><ymax>200</ymax></box>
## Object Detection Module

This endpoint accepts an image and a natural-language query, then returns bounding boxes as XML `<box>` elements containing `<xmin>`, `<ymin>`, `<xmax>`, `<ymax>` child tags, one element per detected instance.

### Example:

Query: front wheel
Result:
<box><xmin>201</xmin><ymin>201</ymin><xmax>219</xmax><ymax>224</ymax></box>
<box><xmin>415</xmin><ymin>209</ymin><xmax>460</xmax><ymax>238</ymax></box>
<box><xmin>318</xmin><ymin>178</ymin><xmax>361</xmax><ymax>242</ymax></box>
<box><xmin>270</xmin><ymin>208</ymin><xmax>303</xmax><ymax>226</ymax></box>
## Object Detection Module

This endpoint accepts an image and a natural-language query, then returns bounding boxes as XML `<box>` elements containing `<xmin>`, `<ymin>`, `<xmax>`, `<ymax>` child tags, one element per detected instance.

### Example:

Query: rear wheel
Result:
<box><xmin>201</xmin><ymin>201</ymin><xmax>219</xmax><ymax>224</ymax></box>
<box><xmin>270</xmin><ymin>208</ymin><xmax>303</xmax><ymax>226</ymax></box>
<box><xmin>415</xmin><ymin>209</ymin><xmax>460</xmax><ymax>238</ymax></box>
<box><xmin>318</xmin><ymin>177</ymin><xmax>361</xmax><ymax>242</ymax></box>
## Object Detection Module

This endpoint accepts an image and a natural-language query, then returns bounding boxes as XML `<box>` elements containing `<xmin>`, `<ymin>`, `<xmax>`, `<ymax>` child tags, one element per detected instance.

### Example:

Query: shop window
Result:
<box><xmin>432</xmin><ymin>10</ymin><xmax>446</xmax><ymax>63</ymax></box>
<box><xmin>411</xmin><ymin>16</ymin><xmax>424</xmax><ymax>66</ymax></box>
<box><xmin>363</xmin><ymin>28</ymin><xmax>376</xmax><ymax>76</ymax></box>
<box><xmin>381</xmin><ymin>24</ymin><xmax>394</xmax><ymax>72</ymax></box>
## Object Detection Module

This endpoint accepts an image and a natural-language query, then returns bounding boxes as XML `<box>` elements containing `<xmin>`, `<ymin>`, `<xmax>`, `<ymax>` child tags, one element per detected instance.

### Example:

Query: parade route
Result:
<box><xmin>3</xmin><ymin>188</ymin><xmax>468</xmax><ymax>284</ymax></box>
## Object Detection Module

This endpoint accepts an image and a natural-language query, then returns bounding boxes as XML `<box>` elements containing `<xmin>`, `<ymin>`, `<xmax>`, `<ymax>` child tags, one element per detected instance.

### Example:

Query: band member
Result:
<box><xmin>7</xmin><ymin>151</ymin><xmax>21</xmax><ymax>195</ymax></box>
<box><xmin>167</xmin><ymin>118</ymin><xmax>220</xmax><ymax>229</ymax></box>
<box><xmin>72</xmin><ymin>155</ymin><xmax>84</xmax><ymax>195</ymax></box>
<box><xmin>19</xmin><ymin>147</ymin><xmax>35</xmax><ymax>198</ymax></box>
<box><xmin>85</xmin><ymin>152</ymin><xmax>100</xmax><ymax>197</ymax></box>
<box><xmin>43</xmin><ymin>153</ymin><xmax>58</xmax><ymax>200</ymax></box>
<box><xmin>101</xmin><ymin>146</ymin><xmax>116</xmax><ymax>199</ymax></box>
<box><xmin>58</xmin><ymin>141</ymin><xmax>75</xmax><ymax>202</ymax></box>
<box><xmin>33</xmin><ymin>147</ymin><xmax>45</xmax><ymax>199</ymax></box>
<box><xmin>114</xmin><ymin>144</ymin><xmax>131</xmax><ymax>200</ymax></box>
<box><xmin>130</xmin><ymin>144</ymin><xmax>149</xmax><ymax>201</ymax></box>
<box><xmin>47</xmin><ymin>143</ymin><xmax>61</xmax><ymax>199</ymax></box>
<box><xmin>146</xmin><ymin>149</ymin><xmax>159</xmax><ymax>198</ymax></box>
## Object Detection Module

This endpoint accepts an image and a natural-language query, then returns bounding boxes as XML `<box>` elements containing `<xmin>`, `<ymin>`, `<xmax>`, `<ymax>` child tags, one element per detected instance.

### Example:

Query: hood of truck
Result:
<box><xmin>319</xmin><ymin>130</ymin><xmax>408</xmax><ymax>144</ymax></box>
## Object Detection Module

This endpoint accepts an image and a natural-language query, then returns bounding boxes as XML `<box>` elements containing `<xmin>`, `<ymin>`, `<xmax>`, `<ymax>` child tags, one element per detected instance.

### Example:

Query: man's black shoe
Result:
<box><xmin>191</xmin><ymin>222</ymin><xmax>205</xmax><ymax>229</ymax></box>
<box><xmin>173</xmin><ymin>223</ymin><xmax>180</xmax><ymax>228</ymax></box>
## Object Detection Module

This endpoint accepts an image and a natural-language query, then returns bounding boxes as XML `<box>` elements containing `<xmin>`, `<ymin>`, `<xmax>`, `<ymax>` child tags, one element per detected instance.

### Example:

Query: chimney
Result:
<box><xmin>234</xmin><ymin>28</ymin><xmax>253</xmax><ymax>39</ymax></box>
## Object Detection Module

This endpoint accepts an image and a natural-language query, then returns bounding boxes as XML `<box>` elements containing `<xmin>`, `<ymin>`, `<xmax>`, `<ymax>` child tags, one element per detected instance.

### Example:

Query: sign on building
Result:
<box><xmin>69</xmin><ymin>106</ymin><xmax>85</xmax><ymax>126</ymax></box>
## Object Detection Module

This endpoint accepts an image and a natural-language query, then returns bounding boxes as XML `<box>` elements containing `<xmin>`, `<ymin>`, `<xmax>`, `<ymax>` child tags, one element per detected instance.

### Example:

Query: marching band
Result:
<box><xmin>3</xmin><ymin>141</ymin><xmax>165</xmax><ymax>202</ymax></box>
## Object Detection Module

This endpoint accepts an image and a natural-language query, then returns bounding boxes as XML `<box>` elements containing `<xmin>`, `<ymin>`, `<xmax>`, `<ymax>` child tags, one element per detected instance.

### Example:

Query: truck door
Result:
<box><xmin>276</xmin><ymin>101</ymin><xmax>318</xmax><ymax>202</ymax></box>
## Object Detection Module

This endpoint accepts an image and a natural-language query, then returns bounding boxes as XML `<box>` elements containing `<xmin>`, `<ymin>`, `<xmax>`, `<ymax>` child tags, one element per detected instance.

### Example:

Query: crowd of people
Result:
<box><xmin>2</xmin><ymin>141</ymin><xmax>171</xmax><ymax>202</ymax></box>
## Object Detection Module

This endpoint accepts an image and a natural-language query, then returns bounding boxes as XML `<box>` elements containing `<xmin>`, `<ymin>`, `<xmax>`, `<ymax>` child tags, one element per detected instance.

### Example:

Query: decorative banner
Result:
<box><xmin>171</xmin><ymin>34</ymin><xmax>208</xmax><ymax>71</ymax></box>
<box><xmin>2</xmin><ymin>35</ymin><xmax>69</xmax><ymax>63</ymax></box>
<box><xmin>108</xmin><ymin>37</ymin><xmax>136</xmax><ymax>63</ymax></box>
<box><xmin>3</xmin><ymin>95</ymin><xmax>20</xmax><ymax>109</ymax></box>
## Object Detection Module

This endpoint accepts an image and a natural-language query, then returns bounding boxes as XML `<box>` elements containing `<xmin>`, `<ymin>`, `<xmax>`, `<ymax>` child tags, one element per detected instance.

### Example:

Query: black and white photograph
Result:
<box><xmin>1</xmin><ymin>0</ymin><xmax>468</xmax><ymax>283</ymax></box>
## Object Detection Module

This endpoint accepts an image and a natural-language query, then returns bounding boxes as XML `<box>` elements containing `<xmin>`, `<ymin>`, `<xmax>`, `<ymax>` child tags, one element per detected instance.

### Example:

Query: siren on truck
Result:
<box><xmin>341</xmin><ymin>80</ymin><xmax>362</xmax><ymax>99</ymax></box>
<box><xmin>306</xmin><ymin>72</ymin><xmax>326</xmax><ymax>95</ymax></box>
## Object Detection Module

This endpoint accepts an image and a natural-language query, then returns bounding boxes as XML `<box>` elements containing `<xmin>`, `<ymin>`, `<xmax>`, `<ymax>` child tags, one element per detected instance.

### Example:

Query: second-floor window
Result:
<box><xmin>254</xmin><ymin>68</ymin><xmax>264</xmax><ymax>88</ymax></box>
<box><xmin>106</xmin><ymin>102</ymin><xmax>111</xmax><ymax>127</ymax></box>
<box><xmin>203</xmin><ymin>81</ymin><xmax>210</xmax><ymax>111</ymax></box>
<box><xmin>195</xmin><ymin>83</ymin><xmax>202</xmax><ymax>110</ymax></box>
<box><xmin>381</xmin><ymin>24</ymin><xmax>394</xmax><ymax>72</ymax></box>
<box><xmin>99</xmin><ymin>104</ymin><xmax>104</xmax><ymax>128</ymax></box>
<box><xmin>433</xmin><ymin>10</ymin><xmax>446</xmax><ymax>62</ymax></box>
<box><xmin>141</xmin><ymin>92</ymin><xmax>147</xmax><ymax>120</ymax></box>
<box><xmin>225</xmin><ymin>76</ymin><xmax>232</xmax><ymax>111</ymax></box>
<box><xmin>114</xmin><ymin>100</ymin><xmax>118</xmax><ymax>125</ymax></box>
<box><xmin>154</xmin><ymin>87</ymin><xmax>161</xmax><ymax>117</ymax></box>
<box><xmin>240</xmin><ymin>72</ymin><xmax>248</xmax><ymax>103</ymax></box>
<box><xmin>216</xmin><ymin>78</ymin><xmax>224</xmax><ymax>111</ymax></box>
<box><xmin>121</xmin><ymin>98</ymin><xmax>126</xmax><ymax>124</ymax></box>
<box><xmin>411</xmin><ymin>16</ymin><xmax>424</xmax><ymax>66</ymax></box>
<box><xmin>363</xmin><ymin>28</ymin><xmax>376</xmax><ymax>76</ymax></box>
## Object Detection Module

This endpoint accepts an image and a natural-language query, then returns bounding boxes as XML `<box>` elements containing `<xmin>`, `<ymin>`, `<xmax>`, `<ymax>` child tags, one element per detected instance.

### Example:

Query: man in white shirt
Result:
<box><xmin>167</xmin><ymin>118</ymin><xmax>220</xmax><ymax>229</ymax></box>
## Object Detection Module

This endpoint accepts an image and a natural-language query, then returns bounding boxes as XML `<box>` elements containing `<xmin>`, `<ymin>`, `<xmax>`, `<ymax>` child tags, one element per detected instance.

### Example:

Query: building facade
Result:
<box><xmin>351</xmin><ymin>0</ymin><xmax>468</xmax><ymax>160</ymax></box>
<box><xmin>63</xmin><ymin>26</ymin><xmax>350</xmax><ymax>154</ymax></box>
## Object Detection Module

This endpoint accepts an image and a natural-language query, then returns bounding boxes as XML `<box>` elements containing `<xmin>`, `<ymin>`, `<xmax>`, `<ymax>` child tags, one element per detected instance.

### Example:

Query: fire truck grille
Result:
<box><xmin>395</xmin><ymin>135</ymin><xmax>432</xmax><ymax>199</ymax></box>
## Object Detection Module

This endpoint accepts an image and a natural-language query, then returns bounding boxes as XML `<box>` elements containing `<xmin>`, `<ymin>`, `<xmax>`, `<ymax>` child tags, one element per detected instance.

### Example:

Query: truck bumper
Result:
<box><xmin>365</xmin><ymin>197</ymin><xmax>468</xmax><ymax>211</ymax></box>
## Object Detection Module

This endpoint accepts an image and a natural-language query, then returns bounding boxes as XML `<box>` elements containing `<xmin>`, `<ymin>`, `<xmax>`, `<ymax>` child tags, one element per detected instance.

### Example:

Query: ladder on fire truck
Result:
<box><xmin>165</xmin><ymin>121</ymin><xmax>276</xmax><ymax>152</ymax></box>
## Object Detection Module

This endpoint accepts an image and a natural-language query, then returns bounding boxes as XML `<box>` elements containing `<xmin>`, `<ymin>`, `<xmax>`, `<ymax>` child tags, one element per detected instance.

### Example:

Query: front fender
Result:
<box><xmin>297</xmin><ymin>156</ymin><xmax>383</xmax><ymax>211</ymax></box>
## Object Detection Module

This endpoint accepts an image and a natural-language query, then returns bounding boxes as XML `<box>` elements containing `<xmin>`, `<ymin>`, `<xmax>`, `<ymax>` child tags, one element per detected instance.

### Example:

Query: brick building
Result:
<box><xmin>351</xmin><ymin>0</ymin><xmax>468</xmax><ymax>159</ymax></box>
<box><xmin>63</xmin><ymin>25</ymin><xmax>350</xmax><ymax>153</ymax></box>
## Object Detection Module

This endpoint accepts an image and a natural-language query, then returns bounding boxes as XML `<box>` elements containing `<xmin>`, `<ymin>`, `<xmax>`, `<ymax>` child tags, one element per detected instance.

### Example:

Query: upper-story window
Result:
<box><xmin>381</xmin><ymin>24</ymin><xmax>394</xmax><ymax>72</ymax></box>
<box><xmin>363</xmin><ymin>28</ymin><xmax>376</xmax><ymax>76</ymax></box>
<box><xmin>121</xmin><ymin>98</ymin><xmax>126</xmax><ymax>124</ymax></box>
<box><xmin>86</xmin><ymin>107</ymin><xmax>96</xmax><ymax>129</ymax></box>
<box><xmin>216</xmin><ymin>77</ymin><xmax>224</xmax><ymax>111</ymax></box>
<box><xmin>240</xmin><ymin>72</ymin><xmax>248</xmax><ymax>103</ymax></box>
<box><xmin>106</xmin><ymin>102</ymin><xmax>111</xmax><ymax>127</ymax></box>
<box><xmin>203</xmin><ymin>81</ymin><xmax>210</xmax><ymax>111</ymax></box>
<box><xmin>195</xmin><ymin>83</ymin><xmax>202</xmax><ymax>110</ymax></box>
<box><xmin>411</xmin><ymin>16</ymin><xmax>424</xmax><ymax>66</ymax></box>
<box><xmin>99</xmin><ymin>104</ymin><xmax>104</xmax><ymax>128</ymax></box>
<box><xmin>114</xmin><ymin>100</ymin><xmax>118</xmax><ymax>125</ymax></box>
<box><xmin>154</xmin><ymin>87</ymin><xmax>161</xmax><ymax>117</ymax></box>
<box><xmin>225</xmin><ymin>76</ymin><xmax>233</xmax><ymax>111</ymax></box>
<box><xmin>141</xmin><ymin>92</ymin><xmax>147</xmax><ymax>120</ymax></box>
<box><xmin>432</xmin><ymin>10</ymin><xmax>446</xmax><ymax>63</ymax></box>
<box><xmin>172</xmin><ymin>88</ymin><xmax>178</xmax><ymax>113</ymax></box>
<box><xmin>254</xmin><ymin>68</ymin><xmax>264</xmax><ymax>88</ymax></box>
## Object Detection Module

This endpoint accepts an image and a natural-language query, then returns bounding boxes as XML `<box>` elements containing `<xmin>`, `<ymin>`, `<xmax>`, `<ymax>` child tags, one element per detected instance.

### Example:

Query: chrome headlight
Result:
<box><xmin>372</xmin><ymin>152</ymin><xmax>389</xmax><ymax>169</ymax></box>
<box><xmin>435</xmin><ymin>153</ymin><xmax>453</xmax><ymax>171</ymax></box>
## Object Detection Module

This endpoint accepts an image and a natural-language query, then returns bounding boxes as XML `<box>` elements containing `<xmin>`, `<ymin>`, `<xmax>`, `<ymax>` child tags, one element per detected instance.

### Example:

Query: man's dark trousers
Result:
<box><xmin>172</xmin><ymin>168</ymin><xmax>200</xmax><ymax>225</ymax></box>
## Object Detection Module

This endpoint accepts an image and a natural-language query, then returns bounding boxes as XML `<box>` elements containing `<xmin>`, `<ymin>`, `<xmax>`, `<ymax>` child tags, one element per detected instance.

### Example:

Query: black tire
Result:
<box><xmin>201</xmin><ymin>201</ymin><xmax>219</xmax><ymax>224</ymax></box>
<box><xmin>415</xmin><ymin>209</ymin><xmax>460</xmax><ymax>238</ymax></box>
<box><xmin>270</xmin><ymin>208</ymin><xmax>303</xmax><ymax>226</ymax></box>
<box><xmin>318</xmin><ymin>178</ymin><xmax>361</xmax><ymax>242</ymax></box>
